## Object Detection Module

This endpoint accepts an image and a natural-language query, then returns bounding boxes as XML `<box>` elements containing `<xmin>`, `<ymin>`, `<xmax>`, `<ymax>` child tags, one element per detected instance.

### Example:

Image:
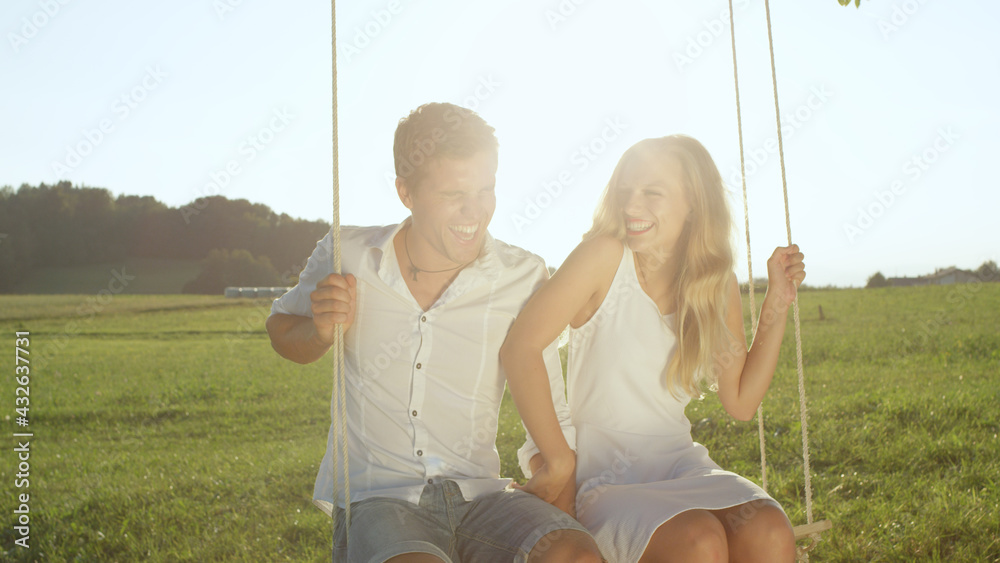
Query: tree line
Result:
<box><xmin>0</xmin><ymin>182</ymin><xmax>330</xmax><ymax>293</ymax></box>
<box><xmin>866</xmin><ymin>263</ymin><xmax>999</xmax><ymax>289</ymax></box>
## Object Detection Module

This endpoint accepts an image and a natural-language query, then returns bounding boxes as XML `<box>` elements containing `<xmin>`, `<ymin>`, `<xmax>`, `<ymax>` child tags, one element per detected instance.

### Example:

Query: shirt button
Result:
<box><xmin>412</xmin><ymin>410</ymin><xmax>418</xmax><ymax>417</ymax></box>
<box><xmin>421</xmin><ymin>316</ymin><xmax>427</xmax><ymax>322</ymax></box>
<box><xmin>427</xmin><ymin>478</ymin><xmax>434</xmax><ymax>484</ymax></box>
<box><xmin>417</xmin><ymin>450</ymin><xmax>423</xmax><ymax>456</ymax></box>
<box><xmin>416</xmin><ymin>363</ymin><xmax>422</xmax><ymax>369</ymax></box>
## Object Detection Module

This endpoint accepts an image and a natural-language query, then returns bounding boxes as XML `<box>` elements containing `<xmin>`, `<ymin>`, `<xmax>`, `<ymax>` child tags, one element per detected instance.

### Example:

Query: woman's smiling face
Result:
<box><xmin>616</xmin><ymin>153</ymin><xmax>691</xmax><ymax>256</ymax></box>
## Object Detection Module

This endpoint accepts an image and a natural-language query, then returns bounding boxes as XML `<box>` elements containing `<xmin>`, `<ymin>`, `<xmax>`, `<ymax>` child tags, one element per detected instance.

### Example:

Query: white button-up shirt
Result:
<box><xmin>270</xmin><ymin>220</ymin><xmax>575</xmax><ymax>515</ymax></box>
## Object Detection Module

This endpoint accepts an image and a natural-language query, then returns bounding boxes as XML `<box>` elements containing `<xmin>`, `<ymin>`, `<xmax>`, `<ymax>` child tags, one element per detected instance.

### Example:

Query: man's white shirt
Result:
<box><xmin>270</xmin><ymin>220</ymin><xmax>574</xmax><ymax>515</ymax></box>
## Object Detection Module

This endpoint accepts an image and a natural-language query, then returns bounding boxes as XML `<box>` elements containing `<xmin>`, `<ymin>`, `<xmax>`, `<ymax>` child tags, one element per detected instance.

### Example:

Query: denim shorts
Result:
<box><xmin>332</xmin><ymin>480</ymin><xmax>591</xmax><ymax>563</ymax></box>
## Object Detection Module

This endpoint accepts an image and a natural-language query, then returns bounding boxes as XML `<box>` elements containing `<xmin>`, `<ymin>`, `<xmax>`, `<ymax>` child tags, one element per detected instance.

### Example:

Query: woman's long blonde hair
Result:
<box><xmin>584</xmin><ymin>135</ymin><xmax>735</xmax><ymax>398</ymax></box>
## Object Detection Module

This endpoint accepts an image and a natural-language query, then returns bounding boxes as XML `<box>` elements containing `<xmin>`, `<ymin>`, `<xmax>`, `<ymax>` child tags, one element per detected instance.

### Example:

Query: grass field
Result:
<box><xmin>1</xmin><ymin>284</ymin><xmax>998</xmax><ymax>562</ymax></box>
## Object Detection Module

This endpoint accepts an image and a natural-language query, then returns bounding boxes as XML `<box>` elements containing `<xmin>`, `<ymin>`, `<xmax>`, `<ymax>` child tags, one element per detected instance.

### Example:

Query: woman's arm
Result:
<box><xmin>500</xmin><ymin>236</ymin><xmax>623</xmax><ymax>504</ymax></box>
<box><xmin>529</xmin><ymin>452</ymin><xmax>578</xmax><ymax>516</ymax></box>
<box><xmin>715</xmin><ymin>245</ymin><xmax>806</xmax><ymax>421</ymax></box>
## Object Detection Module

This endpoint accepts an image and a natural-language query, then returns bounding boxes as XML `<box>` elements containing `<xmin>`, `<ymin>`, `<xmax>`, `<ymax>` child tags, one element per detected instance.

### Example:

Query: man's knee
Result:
<box><xmin>528</xmin><ymin>529</ymin><xmax>603</xmax><ymax>563</ymax></box>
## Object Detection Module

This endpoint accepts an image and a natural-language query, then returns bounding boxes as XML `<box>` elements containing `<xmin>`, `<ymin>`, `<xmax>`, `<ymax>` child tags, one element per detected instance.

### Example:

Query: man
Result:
<box><xmin>266</xmin><ymin>103</ymin><xmax>602</xmax><ymax>563</ymax></box>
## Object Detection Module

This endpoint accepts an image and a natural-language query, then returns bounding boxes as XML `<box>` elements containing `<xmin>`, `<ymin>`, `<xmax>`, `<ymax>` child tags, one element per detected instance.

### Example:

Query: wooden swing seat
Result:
<box><xmin>793</xmin><ymin>518</ymin><xmax>832</xmax><ymax>541</ymax></box>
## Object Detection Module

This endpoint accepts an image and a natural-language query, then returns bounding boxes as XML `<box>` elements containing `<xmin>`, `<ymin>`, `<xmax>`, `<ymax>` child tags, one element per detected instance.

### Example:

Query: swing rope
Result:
<box><xmin>726</xmin><ymin>0</ymin><xmax>767</xmax><ymax>496</ymax></box>
<box><xmin>761</xmin><ymin>0</ymin><xmax>816</xmax><ymax>529</ymax></box>
<box><xmin>727</xmin><ymin>0</ymin><xmax>831</xmax><ymax>558</ymax></box>
<box><xmin>329</xmin><ymin>0</ymin><xmax>351</xmax><ymax>545</ymax></box>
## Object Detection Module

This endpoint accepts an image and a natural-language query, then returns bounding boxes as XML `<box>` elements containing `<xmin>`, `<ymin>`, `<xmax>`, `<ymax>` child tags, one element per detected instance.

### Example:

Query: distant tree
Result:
<box><xmin>71</xmin><ymin>185</ymin><xmax>120</xmax><ymax>264</ymax></box>
<box><xmin>177</xmin><ymin>196</ymin><xmax>329</xmax><ymax>270</ymax></box>
<box><xmin>115</xmin><ymin>194</ymin><xmax>171</xmax><ymax>257</ymax></box>
<box><xmin>257</xmin><ymin>212</ymin><xmax>329</xmax><ymax>275</ymax></box>
<box><xmin>740</xmin><ymin>278</ymin><xmax>768</xmax><ymax>293</ymax></box>
<box><xmin>866</xmin><ymin>272</ymin><xmax>889</xmax><ymax>288</ymax></box>
<box><xmin>976</xmin><ymin>260</ymin><xmax>999</xmax><ymax>283</ymax></box>
<box><xmin>0</xmin><ymin>183</ymin><xmax>329</xmax><ymax>294</ymax></box>
<box><xmin>838</xmin><ymin>0</ymin><xmax>862</xmax><ymax>6</ymax></box>
<box><xmin>3</xmin><ymin>182</ymin><xmax>120</xmax><ymax>267</ymax></box>
<box><xmin>182</xmin><ymin>249</ymin><xmax>281</xmax><ymax>294</ymax></box>
<box><xmin>0</xmin><ymin>184</ymin><xmax>46</xmax><ymax>289</ymax></box>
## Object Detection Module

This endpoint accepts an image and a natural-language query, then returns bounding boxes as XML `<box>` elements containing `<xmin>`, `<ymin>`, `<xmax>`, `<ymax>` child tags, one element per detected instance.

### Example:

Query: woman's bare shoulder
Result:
<box><xmin>558</xmin><ymin>235</ymin><xmax>625</xmax><ymax>276</ymax></box>
<box><xmin>556</xmin><ymin>236</ymin><xmax>626</xmax><ymax>328</ymax></box>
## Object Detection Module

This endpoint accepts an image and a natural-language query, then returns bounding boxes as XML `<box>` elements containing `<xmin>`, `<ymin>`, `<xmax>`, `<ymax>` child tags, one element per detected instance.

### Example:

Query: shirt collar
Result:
<box><xmin>368</xmin><ymin>218</ymin><xmax>503</xmax><ymax>301</ymax></box>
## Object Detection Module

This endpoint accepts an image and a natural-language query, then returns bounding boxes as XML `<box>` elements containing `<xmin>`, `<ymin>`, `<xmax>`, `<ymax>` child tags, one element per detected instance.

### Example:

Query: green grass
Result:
<box><xmin>1</xmin><ymin>285</ymin><xmax>998</xmax><ymax>561</ymax></box>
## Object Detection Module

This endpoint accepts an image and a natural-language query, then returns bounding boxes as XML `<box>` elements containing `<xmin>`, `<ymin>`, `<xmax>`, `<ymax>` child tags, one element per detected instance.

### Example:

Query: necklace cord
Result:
<box><xmin>402</xmin><ymin>225</ymin><xmax>476</xmax><ymax>280</ymax></box>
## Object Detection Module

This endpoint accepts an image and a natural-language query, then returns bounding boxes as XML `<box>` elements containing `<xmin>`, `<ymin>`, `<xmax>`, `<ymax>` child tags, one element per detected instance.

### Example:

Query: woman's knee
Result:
<box><xmin>527</xmin><ymin>529</ymin><xmax>603</xmax><ymax>563</ymax></box>
<box><xmin>384</xmin><ymin>555</ymin><xmax>447</xmax><ymax>563</ymax></box>
<box><xmin>747</xmin><ymin>505</ymin><xmax>793</xmax><ymax>540</ymax></box>
<box><xmin>755</xmin><ymin>506</ymin><xmax>796</xmax><ymax>560</ymax></box>
<box><xmin>641</xmin><ymin>510</ymin><xmax>728</xmax><ymax>563</ymax></box>
<box><xmin>721</xmin><ymin>503</ymin><xmax>795</xmax><ymax>563</ymax></box>
<box><xmin>678</xmin><ymin>513</ymin><xmax>728</xmax><ymax>563</ymax></box>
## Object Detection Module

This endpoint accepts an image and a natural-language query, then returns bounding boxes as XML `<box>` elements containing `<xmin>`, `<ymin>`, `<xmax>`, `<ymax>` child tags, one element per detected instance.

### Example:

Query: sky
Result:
<box><xmin>2</xmin><ymin>0</ymin><xmax>998</xmax><ymax>287</ymax></box>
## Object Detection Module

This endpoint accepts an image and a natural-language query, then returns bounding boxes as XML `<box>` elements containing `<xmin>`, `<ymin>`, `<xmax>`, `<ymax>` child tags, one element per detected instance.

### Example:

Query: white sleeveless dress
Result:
<box><xmin>569</xmin><ymin>245</ymin><xmax>780</xmax><ymax>562</ymax></box>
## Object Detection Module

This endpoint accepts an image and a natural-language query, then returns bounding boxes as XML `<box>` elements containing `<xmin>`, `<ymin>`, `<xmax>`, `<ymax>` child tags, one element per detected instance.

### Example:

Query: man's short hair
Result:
<box><xmin>393</xmin><ymin>102</ymin><xmax>499</xmax><ymax>188</ymax></box>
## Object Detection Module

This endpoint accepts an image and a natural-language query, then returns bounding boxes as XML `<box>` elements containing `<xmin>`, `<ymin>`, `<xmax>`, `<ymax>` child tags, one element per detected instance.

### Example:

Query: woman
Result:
<box><xmin>501</xmin><ymin>135</ymin><xmax>804</xmax><ymax>562</ymax></box>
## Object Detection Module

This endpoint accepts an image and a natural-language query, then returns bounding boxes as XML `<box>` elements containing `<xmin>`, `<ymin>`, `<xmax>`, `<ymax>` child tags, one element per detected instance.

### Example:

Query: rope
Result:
<box><xmin>730</xmin><ymin>4</ymin><xmax>822</xmax><ymax>558</ymax></box>
<box><xmin>763</xmin><ymin>0</ymin><xmax>815</xmax><ymax>531</ymax></box>
<box><xmin>329</xmin><ymin>0</ymin><xmax>351</xmax><ymax>546</ymax></box>
<box><xmin>726</xmin><ymin>0</ymin><xmax>767</xmax><ymax>495</ymax></box>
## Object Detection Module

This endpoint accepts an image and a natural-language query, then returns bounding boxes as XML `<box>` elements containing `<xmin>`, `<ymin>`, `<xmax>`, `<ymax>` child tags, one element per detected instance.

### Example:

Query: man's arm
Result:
<box><xmin>266</xmin><ymin>313</ymin><xmax>335</xmax><ymax>365</ymax></box>
<box><xmin>266</xmin><ymin>273</ymin><xmax>356</xmax><ymax>365</ymax></box>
